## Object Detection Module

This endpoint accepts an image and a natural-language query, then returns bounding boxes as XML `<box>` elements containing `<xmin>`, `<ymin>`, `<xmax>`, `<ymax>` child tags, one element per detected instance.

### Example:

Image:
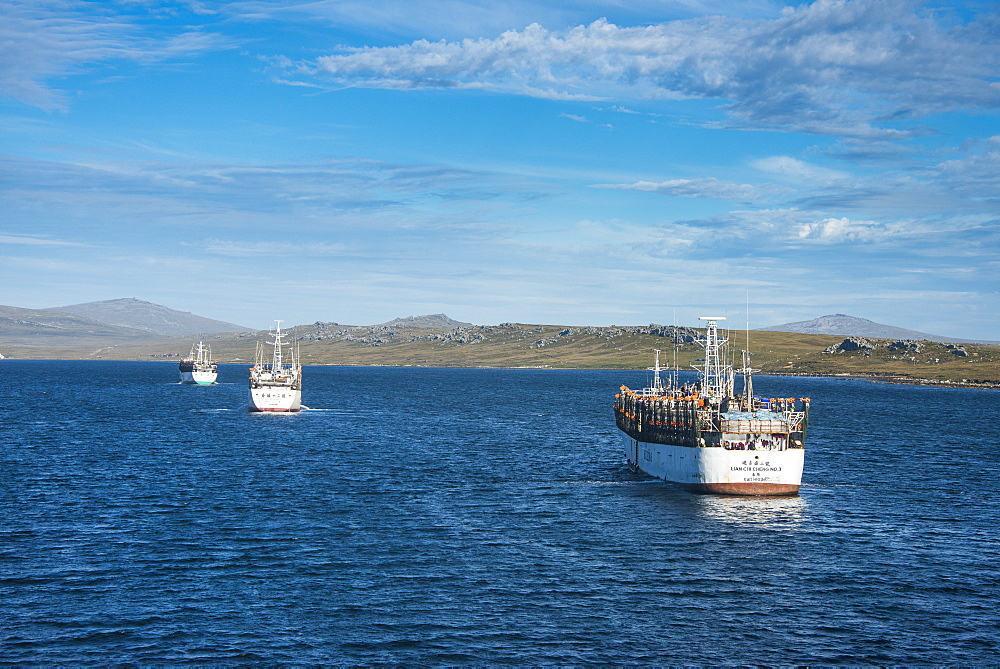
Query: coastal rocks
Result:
<box><xmin>812</xmin><ymin>335</ymin><xmax>991</xmax><ymax>374</ymax></box>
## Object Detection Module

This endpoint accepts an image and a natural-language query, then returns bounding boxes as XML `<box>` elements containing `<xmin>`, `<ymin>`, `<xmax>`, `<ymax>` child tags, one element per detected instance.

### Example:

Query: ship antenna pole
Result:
<box><xmin>745</xmin><ymin>291</ymin><xmax>750</xmax><ymax>356</ymax></box>
<box><xmin>672</xmin><ymin>308</ymin><xmax>679</xmax><ymax>390</ymax></box>
<box><xmin>745</xmin><ymin>294</ymin><xmax>753</xmax><ymax>406</ymax></box>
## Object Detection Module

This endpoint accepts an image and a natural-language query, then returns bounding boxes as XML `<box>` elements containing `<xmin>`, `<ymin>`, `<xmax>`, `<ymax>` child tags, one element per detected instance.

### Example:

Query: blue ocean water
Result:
<box><xmin>1</xmin><ymin>361</ymin><xmax>998</xmax><ymax>665</ymax></box>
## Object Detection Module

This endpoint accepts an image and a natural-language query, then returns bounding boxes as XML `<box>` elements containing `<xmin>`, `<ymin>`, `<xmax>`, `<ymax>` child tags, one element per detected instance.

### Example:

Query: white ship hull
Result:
<box><xmin>179</xmin><ymin>341</ymin><xmax>217</xmax><ymax>385</ymax></box>
<box><xmin>622</xmin><ymin>433</ymin><xmax>803</xmax><ymax>495</ymax></box>
<box><xmin>248</xmin><ymin>320</ymin><xmax>303</xmax><ymax>412</ymax></box>
<box><xmin>180</xmin><ymin>369</ymin><xmax>217</xmax><ymax>385</ymax></box>
<box><xmin>249</xmin><ymin>384</ymin><xmax>302</xmax><ymax>412</ymax></box>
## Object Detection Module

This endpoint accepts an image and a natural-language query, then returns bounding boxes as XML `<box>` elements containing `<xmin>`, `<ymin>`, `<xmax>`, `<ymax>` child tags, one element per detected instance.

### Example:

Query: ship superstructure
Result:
<box><xmin>248</xmin><ymin>321</ymin><xmax>302</xmax><ymax>412</ymax></box>
<box><xmin>614</xmin><ymin>317</ymin><xmax>810</xmax><ymax>495</ymax></box>
<box><xmin>178</xmin><ymin>341</ymin><xmax>218</xmax><ymax>385</ymax></box>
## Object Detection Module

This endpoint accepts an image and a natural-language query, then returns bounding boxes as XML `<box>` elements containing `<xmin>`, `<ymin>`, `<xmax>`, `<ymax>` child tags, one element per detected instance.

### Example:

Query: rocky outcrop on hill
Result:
<box><xmin>377</xmin><ymin>314</ymin><xmax>473</xmax><ymax>329</ymax></box>
<box><xmin>425</xmin><ymin>329</ymin><xmax>485</xmax><ymax>344</ymax></box>
<box><xmin>823</xmin><ymin>337</ymin><xmax>875</xmax><ymax>354</ymax></box>
<box><xmin>281</xmin><ymin>320</ymin><xmax>701</xmax><ymax>349</ymax></box>
<box><xmin>819</xmin><ymin>336</ymin><xmax>992</xmax><ymax>371</ymax></box>
<box><xmin>887</xmin><ymin>340</ymin><xmax>923</xmax><ymax>352</ymax></box>
<box><xmin>580</xmin><ymin>324</ymin><xmax>699</xmax><ymax>343</ymax></box>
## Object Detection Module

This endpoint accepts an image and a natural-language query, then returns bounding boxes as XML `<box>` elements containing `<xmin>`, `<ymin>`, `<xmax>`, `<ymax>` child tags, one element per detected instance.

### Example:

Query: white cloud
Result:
<box><xmin>285</xmin><ymin>2</ymin><xmax>1000</xmax><ymax>138</ymax></box>
<box><xmin>793</xmin><ymin>216</ymin><xmax>899</xmax><ymax>242</ymax></box>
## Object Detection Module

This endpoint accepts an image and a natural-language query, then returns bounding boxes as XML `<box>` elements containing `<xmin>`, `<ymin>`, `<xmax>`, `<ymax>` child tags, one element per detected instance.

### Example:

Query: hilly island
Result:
<box><xmin>1</xmin><ymin>299</ymin><xmax>997</xmax><ymax>388</ymax></box>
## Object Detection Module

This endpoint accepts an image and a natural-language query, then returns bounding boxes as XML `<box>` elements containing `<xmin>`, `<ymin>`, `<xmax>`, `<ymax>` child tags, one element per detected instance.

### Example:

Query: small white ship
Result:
<box><xmin>614</xmin><ymin>317</ymin><xmax>810</xmax><ymax>495</ymax></box>
<box><xmin>178</xmin><ymin>341</ymin><xmax>218</xmax><ymax>385</ymax></box>
<box><xmin>248</xmin><ymin>321</ymin><xmax>302</xmax><ymax>412</ymax></box>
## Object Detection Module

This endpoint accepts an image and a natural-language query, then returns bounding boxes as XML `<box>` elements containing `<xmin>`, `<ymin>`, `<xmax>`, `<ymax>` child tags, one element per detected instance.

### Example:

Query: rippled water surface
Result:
<box><xmin>2</xmin><ymin>361</ymin><xmax>998</xmax><ymax>665</ymax></box>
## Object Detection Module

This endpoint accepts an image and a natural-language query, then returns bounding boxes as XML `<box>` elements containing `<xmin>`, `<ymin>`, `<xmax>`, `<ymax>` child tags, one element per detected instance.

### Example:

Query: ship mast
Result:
<box><xmin>696</xmin><ymin>316</ymin><xmax>733</xmax><ymax>403</ymax></box>
<box><xmin>740</xmin><ymin>299</ymin><xmax>756</xmax><ymax>409</ymax></box>
<box><xmin>745</xmin><ymin>301</ymin><xmax>751</xmax><ymax>401</ymax></box>
<box><xmin>269</xmin><ymin>320</ymin><xmax>284</xmax><ymax>370</ymax></box>
<box><xmin>649</xmin><ymin>349</ymin><xmax>666</xmax><ymax>394</ymax></box>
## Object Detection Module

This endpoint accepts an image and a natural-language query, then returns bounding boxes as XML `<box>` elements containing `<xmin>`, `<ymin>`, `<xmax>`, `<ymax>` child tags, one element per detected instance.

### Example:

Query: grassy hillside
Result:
<box><xmin>3</xmin><ymin>321</ymin><xmax>997</xmax><ymax>387</ymax></box>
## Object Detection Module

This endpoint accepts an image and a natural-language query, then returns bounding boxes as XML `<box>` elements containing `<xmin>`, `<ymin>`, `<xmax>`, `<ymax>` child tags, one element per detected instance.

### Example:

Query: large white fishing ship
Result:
<box><xmin>614</xmin><ymin>317</ymin><xmax>810</xmax><ymax>495</ymax></box>
<box><xmin>178</xmin><ymin>341</ymin><xmax>218</xmax><ymax>385</ymax></box>
<box><xmin>248</xmin><ymin>321</ymin><xmax>302</xmax><ymax>412</ymax></box>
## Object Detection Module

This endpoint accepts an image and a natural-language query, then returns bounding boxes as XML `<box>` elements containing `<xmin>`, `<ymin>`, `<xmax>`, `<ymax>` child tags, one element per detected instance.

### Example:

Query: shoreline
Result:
<box><xmin>4</xmin><ymin>357</ymin><xmax>998</xmax><ymax>389</ymax></box>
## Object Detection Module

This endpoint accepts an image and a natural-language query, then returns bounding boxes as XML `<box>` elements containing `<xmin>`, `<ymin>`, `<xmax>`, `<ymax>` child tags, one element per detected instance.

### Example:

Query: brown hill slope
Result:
<box><xmin>4</xmin><ymin>321</ymin><xmax>997</xmax><ymax>387</ymax></box>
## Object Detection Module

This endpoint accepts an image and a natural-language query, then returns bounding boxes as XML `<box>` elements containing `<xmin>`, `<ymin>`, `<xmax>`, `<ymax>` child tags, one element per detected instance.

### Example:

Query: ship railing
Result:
<box><xmin>619</xmin><ymin>386</ymin><xmax>702</xmax><ymax>403</ymax></box>
<box><xmin>761</xmin><ymin>398</ymin><xmax>809</xmax><ymax>412</ymax></box>
<box><xmin>722</xmin><ymin>437</ymin><xmax>788</xmax><ymax>451</ymax></box>
<box><xmin>719</xmin><ymin>419</ymin><xmax>790</xmax><ymax>433</ymax></box>
<box><xmin>782</xmin><ymin>411</ymin><xmax>806</xmax><ymax>430</ymax></box>
<box><xmin>697</xmin><ymin>410</ymin><xmax>719</xmax><ymax>430</ymax></box>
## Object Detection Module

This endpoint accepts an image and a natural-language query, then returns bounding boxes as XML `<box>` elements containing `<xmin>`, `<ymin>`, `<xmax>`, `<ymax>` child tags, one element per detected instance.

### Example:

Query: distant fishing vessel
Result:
<box><xmin>178</xmin><ymin>341</ymin><xmax>218</xmax><ymax>385</ymax></box>
<box><xmin>614</xmin><ymin>317</ymin><xmax>809</xmax><ymax>495</ymax></box>
<box><xmin>248</xmin><ymin>321</ymin><xmax>302</xmax><ymax>412</ymax></box>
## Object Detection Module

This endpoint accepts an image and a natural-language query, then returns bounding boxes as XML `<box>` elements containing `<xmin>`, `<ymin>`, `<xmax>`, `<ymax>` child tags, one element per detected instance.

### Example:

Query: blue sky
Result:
<box><xmin>1</xmin><ymin>0</ymin><xmax>998</xmax><ymax>338</ymax></box>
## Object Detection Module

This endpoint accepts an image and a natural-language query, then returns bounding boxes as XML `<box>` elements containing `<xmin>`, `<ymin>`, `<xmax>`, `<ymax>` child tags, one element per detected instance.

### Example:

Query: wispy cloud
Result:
<box><xmin>201</xmin><ymin>239</ymin><xmax>350</xmax><ymax>257</ymax></box>
<box><xmin>560</xmin><ymin>112</ymin><xmax>612</xmax><ymax>129</ymax></box>
<box><xmin>0</xmin><ymin>154</ymin><xmax>536</xmax><ymax>221</ymax></box>
<box><xmin>751</xmin><ymin>156</ymin><xmax>850</xmax><ymax>186</ymax></box>
<box><xmin>593</xmin><ymin>177</ymin><xmax>791</xmax><ymax>203</ymax></box>
<box><xmin>230</xmin><ymin>0</ymin><xmax>570</xmax><ymax>42</ymax></box>
<box><xmin>280</xmin><ymin>2</ymin><xmax>1000</xmax><ymax>139</ymax></box>
<box><xmin>0</xmin><ymin>233</ymin><xmax>90</xmax><ymax>247</ymax></box>
<box><xmin>661</xmin><ymin>206</ymin><xmax>996</xmax><ymax>260</ymax></box>
<box><xmin>0</xmin><ymin>0</ymin><xmax>234</xmax><ymax>111</ymax></box>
